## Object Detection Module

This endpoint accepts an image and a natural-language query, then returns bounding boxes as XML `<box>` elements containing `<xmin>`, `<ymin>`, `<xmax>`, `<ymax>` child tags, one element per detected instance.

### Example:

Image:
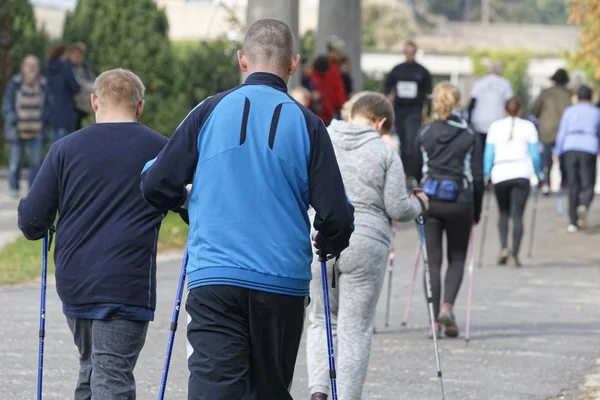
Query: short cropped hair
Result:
<box><xmin>350</xmin><ymin>92</ymin><xmax>395</xmax><ymax>133</ymax></box>
<box><xmin>488</xmin><ymin>63</ymin><xmax>503</xmax><ymax>74</ymax></box>
<box><xmin>405</xmin><ymin>40</ymin><xmax>418</xmax><ymax>50</ymax></box>
<box><xmin>243</xmin><ymin>18</ymin><xmax>294</xmax><ymax>69</ymax></box>
<box><xmin>93</xmin><ymin>69</ymin><xmax>145</xmax><ymax>113</ymax></box>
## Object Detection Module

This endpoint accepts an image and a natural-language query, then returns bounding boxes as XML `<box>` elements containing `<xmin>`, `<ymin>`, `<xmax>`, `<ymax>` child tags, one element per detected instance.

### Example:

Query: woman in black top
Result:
<box><xmin>414</xmin><ymin>82</ymin><xmax>484</xmax><ymax>338</ymax></box>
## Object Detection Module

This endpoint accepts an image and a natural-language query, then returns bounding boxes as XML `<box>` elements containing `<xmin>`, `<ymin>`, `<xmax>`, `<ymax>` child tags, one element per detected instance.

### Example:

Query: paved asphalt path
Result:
<box><xmin>1</xmin><ymin>193</ymin><xmax>600</xmax><ymax>400</ymax></box>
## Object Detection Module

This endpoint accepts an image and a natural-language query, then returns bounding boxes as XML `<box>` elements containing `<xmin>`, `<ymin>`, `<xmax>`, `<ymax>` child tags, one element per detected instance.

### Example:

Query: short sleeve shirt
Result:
<box><xmin>470</xmin><ymin>75</ymin><xmax>514</xmax><ymax>133</ymax></box>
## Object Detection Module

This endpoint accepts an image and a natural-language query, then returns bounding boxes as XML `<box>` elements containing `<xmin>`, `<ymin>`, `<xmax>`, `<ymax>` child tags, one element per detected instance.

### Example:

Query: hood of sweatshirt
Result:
<box><xmin>430</xmin><ymin>116</ymin><xmax>470</xmax><ymax>145</ymax></box>
<box><xmin>327</xmin><ymin>119</ymin><xmax>382</xmax><ymax>150</ymax></box>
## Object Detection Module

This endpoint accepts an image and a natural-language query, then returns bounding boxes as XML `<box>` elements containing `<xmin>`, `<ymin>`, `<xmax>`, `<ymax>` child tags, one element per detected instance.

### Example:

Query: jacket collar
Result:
<box><xmin>244</xmin><ymin>72</ymin><xmax>288</xmax><ymax>93</ymax></box>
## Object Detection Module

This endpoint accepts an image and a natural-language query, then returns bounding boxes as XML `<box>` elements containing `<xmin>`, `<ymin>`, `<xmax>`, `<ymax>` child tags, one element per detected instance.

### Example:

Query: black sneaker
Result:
<box><xmin>311</xmin><ymin>393</ymin><xmax>328</xmax><ymax>400</ymax></box>
<box><xmin>438</xmin><ymin>307</ymin><xmax>459</xmax><ymax>338</ymax></box>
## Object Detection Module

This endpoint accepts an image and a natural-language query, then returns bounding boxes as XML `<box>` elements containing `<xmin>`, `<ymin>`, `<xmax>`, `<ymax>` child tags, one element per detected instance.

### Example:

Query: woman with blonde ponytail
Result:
<box><xmin>413</xmin><ymin>81</ymin><xmax>484</xmax><ymax>338</ymax></box>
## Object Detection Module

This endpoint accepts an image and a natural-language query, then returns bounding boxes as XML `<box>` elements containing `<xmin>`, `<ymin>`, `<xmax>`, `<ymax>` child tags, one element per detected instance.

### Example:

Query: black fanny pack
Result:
<box><xmin>422</xmin><ymin>178</ymin><xmax>461</xmax><ymax>202</ymax></box>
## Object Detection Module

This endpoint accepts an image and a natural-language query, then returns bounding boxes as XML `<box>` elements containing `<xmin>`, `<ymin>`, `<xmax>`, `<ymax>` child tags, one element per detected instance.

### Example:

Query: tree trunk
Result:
<box><xmin>246</xmin><ymin>0</ymin><xmax>300</xmax><ymax>88</ymax></box>
<box><xmin>316</xmin><ymin>0</ymin><xmax>363</xmax><ymax>92</ymax></box>
<box><xmin>0</xmin><ymin>1</ymin><xmax>15</xmax><ymax>165</ymax></box>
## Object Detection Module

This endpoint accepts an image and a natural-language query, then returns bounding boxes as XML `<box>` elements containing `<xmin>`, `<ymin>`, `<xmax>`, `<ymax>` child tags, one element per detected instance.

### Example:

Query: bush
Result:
<box><xmin>173</xmin><ymin>40</ymin><xmax>241</xmax><ymax>113</ymax></box>
<box><xmin>7</xmin><ymin>0</ymin><xmax>51</xmax><ymax>75</ymax></box>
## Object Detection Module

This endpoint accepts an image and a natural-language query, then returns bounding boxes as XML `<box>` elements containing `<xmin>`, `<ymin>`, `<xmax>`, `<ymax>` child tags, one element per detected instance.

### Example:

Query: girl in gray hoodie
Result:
<box><xmin>307</xmin><ymin>92</ymin><xmax>428</xmax><ymax>400</ymax></box>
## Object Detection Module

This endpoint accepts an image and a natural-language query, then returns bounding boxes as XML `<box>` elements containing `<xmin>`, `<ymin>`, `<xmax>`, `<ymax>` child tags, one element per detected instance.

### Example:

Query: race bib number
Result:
<box><xmin>396</xmin><ymin>81</ymin><xmax>418</xmax><ymax>99</ymax></box>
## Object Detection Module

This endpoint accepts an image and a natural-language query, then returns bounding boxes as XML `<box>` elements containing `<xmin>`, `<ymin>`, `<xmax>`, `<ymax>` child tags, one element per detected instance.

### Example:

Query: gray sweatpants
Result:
<box><xmin>66</xmin><ymin>318</ymin><xmax>149</xmax><ymax>400</ymax></box>
<box><xmin>306</xmin><ymin>235</ymin><xmax>389</xmax><ymax>400</ymax></box>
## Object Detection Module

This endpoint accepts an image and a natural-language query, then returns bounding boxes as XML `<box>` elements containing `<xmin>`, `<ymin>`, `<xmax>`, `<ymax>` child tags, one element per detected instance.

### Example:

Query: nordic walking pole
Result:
<box><xmin>464</xmin><ymin>226</ymin><xmax>477</xmax><ymax>344</ymax></box>
<box><xmin>401</xmin><ymin>242</ymin><xmax>422</xmax><ymax>326</ymax></box>
<box><xmin>158</xmin><ymin>251</ymin><xmax>188</xmax><ymax>400</ymax></box>
<box><xmin>527</xmin><ymin>179</ymin><xmax>541</xmax><ymax>258</ymax></box>
<box><xmin>416</xmin><ymin>213</ymin><xmax>446</xmax><ymax>400</ymax></box>
<box><xmin>384</xmin><ymin>221</ymin><xmax>397</xmax><ymax>328</ymax></box>
<box><xmin>477</xmin><ymin>186</ymin><xmax>492</xmax><ymax>268</ymax></box>
<box><xmin>320</xmin><ymin>256</ymin><xmax>338</xmax><ymax>400</ymax></box>
<box><xmin>38</xmin><ymin>226</ymin><xmax>55</xmax><ymax>400</ymax></box>
<box><xmin>556</xmin><ymin>159</ymin><xmax>564</xmax><ymax>216</ymax></box>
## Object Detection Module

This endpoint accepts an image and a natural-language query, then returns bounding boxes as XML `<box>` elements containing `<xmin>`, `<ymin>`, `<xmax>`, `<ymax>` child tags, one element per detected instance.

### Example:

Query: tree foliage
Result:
<box><xmin>362</xmin><ymin>3</ymin><xmax>417</xmax><ymax>52</ymax></box>
<box><xmin>6</xmin><ymin>0</ymin><xmax>50</xmax><ymax>75</ymax></box>
<box><xmin>172</xmin><ymin>40</ymin><xmax>241</xmax><ymax>111</ymax></box>
<box><xmin>568</xmin><ymin>0</ymin><xmax>600</xmax><ymax>83</ymax></box>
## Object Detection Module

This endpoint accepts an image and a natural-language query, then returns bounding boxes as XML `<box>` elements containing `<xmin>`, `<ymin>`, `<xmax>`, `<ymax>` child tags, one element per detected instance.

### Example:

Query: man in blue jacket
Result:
<box><xmin>141</xmin><ymin>18</ymin><xmax>355</xmax><ymax>400</ymax></box>
<box><xmin>1</xmin><ymin>55</ymin><xmax>51</xmax><ymax>197</ymax></box>
<box><xmin>18</xmin><ymin>69</ymin><xmax>188</xmax><ymax>399</ymax></box>
<box><xmin>554</xmin><ymin>85</ymin><xmax>600</xmax><ymax>233</ymax></box>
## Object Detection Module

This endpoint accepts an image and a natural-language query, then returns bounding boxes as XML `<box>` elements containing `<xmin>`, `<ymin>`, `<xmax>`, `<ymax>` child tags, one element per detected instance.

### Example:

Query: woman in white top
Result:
<box><xmin>484</xmin><ymin>97</ymin><xmax>543</xmax><ymax>266</ymax></box>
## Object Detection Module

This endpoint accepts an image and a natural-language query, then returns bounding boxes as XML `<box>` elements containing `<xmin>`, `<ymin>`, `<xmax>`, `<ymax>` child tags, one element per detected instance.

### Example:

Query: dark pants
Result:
<box><xmin>186</xmin><ymin>285</ymin><xmax>307</xmax><ymax>400</ymax></box>
<box><xmin>424</xmin><ymin>200</ymin><xmax>473</xmax><ymax>318</ymax></box>
<box><xmin>540</xmin><ymin>143</ymin><xmax>567</xmax><ymax>189</ymax></box>
<box><xmin>494</xmin><ymin>178</ymin><xmax>530</xmax><ymax>257</ymax></box>
<box><xmin>66</xmin><ymin>318</ymin><xmax>149</xmax><ymax>400</ymax></box>
<box><xmin>8</xmin><ymin>135</ymin><xmax>43</xmax><ymax>191</ymax></box>
<box><xmin>563</xmin><ymin>151</ymin><xmax>597</xmax><ymax>225</ymax></box>
<box><xmin>478</xmin><ymin>132</ymin><xmax>487</xmax><ymax>149</ymax></box>
<box><xmin>395</xmin><ymin>110</ymin><xmax>422</xmax><ymax>179</ymax></box>
<box><xmin>541</xmin><ymin>143</ymin><xmax>554</xmax><ymax>187</ymax></box>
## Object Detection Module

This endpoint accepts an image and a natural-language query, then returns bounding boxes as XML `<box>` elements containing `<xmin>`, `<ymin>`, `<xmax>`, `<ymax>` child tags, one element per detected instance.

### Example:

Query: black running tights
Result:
<box><xmin>494</xmin><ymin>178</ymin><xmax>530</xmax><ymax>257</ymax></box>
<box><xmin>423</xmin><ymin>200</ymin><xmax>473</xmax><ymax>318</ymax></box>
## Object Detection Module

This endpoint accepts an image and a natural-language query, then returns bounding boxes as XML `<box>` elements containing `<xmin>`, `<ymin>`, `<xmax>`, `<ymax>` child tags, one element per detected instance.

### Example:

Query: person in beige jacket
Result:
<box><xmin>530</xmin><ymin>68</ymin><xmax>572</xmax><ymax>195</ymax></box>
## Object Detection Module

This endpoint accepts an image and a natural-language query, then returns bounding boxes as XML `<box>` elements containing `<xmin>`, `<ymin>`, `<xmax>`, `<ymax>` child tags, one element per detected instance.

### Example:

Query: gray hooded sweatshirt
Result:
<box><xmin>325</xmin><ymin>119</ymin><xmax>422</xmax><ymax>245</ymax></box>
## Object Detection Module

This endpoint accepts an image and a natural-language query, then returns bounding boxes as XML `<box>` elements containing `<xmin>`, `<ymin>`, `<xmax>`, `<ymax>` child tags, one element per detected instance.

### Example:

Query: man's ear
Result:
<box><xmin>238</xmin><ymin>50</ymin><xmax>248</xmax><ymax>73</ymax></box>
<box><xmin>289</xmin><ymin>54</ymin><xmax>301</xmax><ymax>76</ymax></box>
<box><xmin>91</xmin><ymin>93</ymin><xmax>99</xmax><ymax>113</ymax></box>
<box><xmin>135</xmin><ymin>100</ymin><xmax>145</xmax><ymax>120</ymax></box>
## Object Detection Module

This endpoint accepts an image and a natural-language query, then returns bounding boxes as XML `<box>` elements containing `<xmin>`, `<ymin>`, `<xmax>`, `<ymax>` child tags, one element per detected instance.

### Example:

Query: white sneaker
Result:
<box><xmin>576</xmin><ymin>205</ymin><xmax>588</xmax><ymax>230</ymax></box>
<box><xmin>567</xmin><ymin>224</ymin><xmax>578</xmax><ymax>233</ymax></box>
<box><xmin>541</xmin><ymin>184</ymin><xmax>550</xmax><ymax>195</ymax></box>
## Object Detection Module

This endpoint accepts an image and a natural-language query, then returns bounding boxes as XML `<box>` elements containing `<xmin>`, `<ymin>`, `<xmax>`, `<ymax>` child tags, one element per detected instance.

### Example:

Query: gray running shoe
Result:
<box><xmin>498</xmin><ymin>247</ymin><xmax>510</xmax><ymax>266</ymax></box>
<box><xmin>438</xmin><ymin>308</ymin><xmax>459</xmax><ymax>338</ymax></box>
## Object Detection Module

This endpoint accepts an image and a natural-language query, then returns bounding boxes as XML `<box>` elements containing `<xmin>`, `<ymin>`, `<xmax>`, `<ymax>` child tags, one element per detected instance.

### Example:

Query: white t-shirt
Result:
<box><xmin>487</xmin><ymin>117</ymin><xmax>538</xmax><ymax>184</ymax></box>
<box><xmin>470</xmin><ymin>75</ymin><xmax>514</xmax><ymax>133</ymax></box>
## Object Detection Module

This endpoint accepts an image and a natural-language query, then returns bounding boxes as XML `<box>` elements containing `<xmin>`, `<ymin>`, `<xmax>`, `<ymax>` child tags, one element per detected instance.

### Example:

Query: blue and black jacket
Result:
<box><xmin>141</xmin><ymin>72</ymin><xmax>355</xmax><ymax>297</ymax></box>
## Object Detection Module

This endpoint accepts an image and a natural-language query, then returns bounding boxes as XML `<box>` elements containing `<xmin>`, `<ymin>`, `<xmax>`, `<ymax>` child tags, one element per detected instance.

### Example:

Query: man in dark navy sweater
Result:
<box><xmin>18</xmin><ymin>68</ymin><xmax>188</xmax><ymax>400</ymax></box>
<box><xmin>141</xmin><ymin>19</ymin><xmax>355</xmax><ymax>400</ymax></box>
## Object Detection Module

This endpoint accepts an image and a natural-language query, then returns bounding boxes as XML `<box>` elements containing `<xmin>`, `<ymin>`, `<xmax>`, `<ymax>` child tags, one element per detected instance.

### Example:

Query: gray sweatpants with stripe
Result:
<box><xmin>306</xmin><ymin>234</ymin><xmax>389</xmax><ymax>399</ymax></box>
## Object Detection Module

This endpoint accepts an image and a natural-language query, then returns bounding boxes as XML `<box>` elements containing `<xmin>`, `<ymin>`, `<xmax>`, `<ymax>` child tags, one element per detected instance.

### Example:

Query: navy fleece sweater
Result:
<box><xmin>18</xmin><ymin>123</ymin><xmax>188</xmax><ymax>320</ymax></box>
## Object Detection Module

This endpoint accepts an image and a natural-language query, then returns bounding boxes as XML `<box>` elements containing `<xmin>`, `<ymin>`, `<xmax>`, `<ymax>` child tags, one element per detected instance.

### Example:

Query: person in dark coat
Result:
<box><xmin>44</xmin><ymin>44</ymin><xmax>80</xmax><ymax>143</ymax></box>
